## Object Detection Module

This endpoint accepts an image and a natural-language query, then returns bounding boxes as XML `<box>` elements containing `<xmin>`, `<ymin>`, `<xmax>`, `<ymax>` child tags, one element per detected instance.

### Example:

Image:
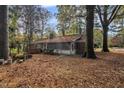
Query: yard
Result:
<box><xmin>0</xmin><ymin>49</ymin><xmax>124</xmax><ymax>88</ymax></box>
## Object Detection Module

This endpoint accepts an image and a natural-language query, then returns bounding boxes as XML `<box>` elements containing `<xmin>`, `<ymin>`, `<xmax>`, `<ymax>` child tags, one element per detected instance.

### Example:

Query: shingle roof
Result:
<box><xmin>32</xmin><ymin>35</ymin><xmax>85</xmax><ymax>44</ymax></box>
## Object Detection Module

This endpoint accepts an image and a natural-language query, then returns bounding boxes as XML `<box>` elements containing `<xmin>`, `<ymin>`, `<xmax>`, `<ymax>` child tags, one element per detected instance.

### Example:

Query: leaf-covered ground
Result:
<box><xmin>0</xmin><ymin>50</ymin><xmax>124</xmax><ymax>88</ymax></box>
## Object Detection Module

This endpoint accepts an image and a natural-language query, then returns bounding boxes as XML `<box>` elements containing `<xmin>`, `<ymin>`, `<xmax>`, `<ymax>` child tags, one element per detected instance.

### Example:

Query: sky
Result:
<box><xmin>42</xmin><ymin>5</ymin><xmax>58</xmax><ymax>30</ymax></box>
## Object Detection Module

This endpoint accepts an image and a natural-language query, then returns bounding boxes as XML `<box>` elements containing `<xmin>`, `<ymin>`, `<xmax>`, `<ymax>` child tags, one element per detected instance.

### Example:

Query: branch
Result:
<box><xmin>108</xmin><ymin>5</ymin><xmax>121</xmax><ymax>24</ymax></box>
<box><xmin>110</xmin><ymin>29</ymin><xmax>122</xmax><ymax>32</ymax></box>
<box><xmin>96</xmin><ymin>5</ymin><xmax>104</xmax><ymax>26</ymax></box>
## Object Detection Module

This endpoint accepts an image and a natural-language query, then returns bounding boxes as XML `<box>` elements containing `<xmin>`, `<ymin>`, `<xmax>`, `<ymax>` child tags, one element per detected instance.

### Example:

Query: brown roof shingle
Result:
<box><xmin>32</xmin><ymin>35</ymin><xmax>85</xmax><ymax>44</ymax></box>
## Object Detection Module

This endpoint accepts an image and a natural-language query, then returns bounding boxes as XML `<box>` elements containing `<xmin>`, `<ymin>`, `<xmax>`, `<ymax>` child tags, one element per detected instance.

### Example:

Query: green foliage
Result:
<box><xmin>8</xmin><ymin>6</ymin><xmax>22</xmax><ymax>53</ymax></box>
<box><xmin>94</xmin><ymin>29</ymin><xmax>103</xmax><ymax>48</ymax></box>
<box><xmin>8</xmin><ymin>5</ymin><xmax>53</xmax><ymax>58</ymax></box>
<box><xmin>44</xmin><ymin>26</ymin><xmax>56</xmax><ymax>39</ymax></box>
<box><xmin>57</xmin><ymin>5</ymin><xmax>86</xmax><ymax>36</ymax></box>
<box><xmin>66</xmin><ymin>22</ymin><xmax>78</xmax><ymax>35</ymax></box>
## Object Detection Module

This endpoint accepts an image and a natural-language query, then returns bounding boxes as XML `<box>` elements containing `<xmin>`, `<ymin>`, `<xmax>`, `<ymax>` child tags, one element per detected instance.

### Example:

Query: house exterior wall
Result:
<box><xmin>75</xmin><ymin>42</ymin><xmax>85</xmax><ymax>55</ymax></box>
<box><xmin>54</xmin><ymin>49</ymin><xmax>75</xmax><ymax>55</ymax></box>
<box><xmin>42</xmin><ymin>42</ymin><xmax>75</xmax><ymax>55</ymax></box>
<box><xmin>29</xmin><ymin>41</ymin><xmax>85</xmax><ymax>55</ymax></box>
<box><xmin>45</xmin><ymin>42</ymin><xmax>71</xmax><ymax>50</ymax></box>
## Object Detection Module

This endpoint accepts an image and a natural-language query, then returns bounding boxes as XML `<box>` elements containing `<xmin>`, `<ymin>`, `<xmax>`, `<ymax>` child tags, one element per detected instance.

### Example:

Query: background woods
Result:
<box><xmin>0</xmin><ymin>5</ymin><xmax>124</xmax><ymax>60</ymax></box>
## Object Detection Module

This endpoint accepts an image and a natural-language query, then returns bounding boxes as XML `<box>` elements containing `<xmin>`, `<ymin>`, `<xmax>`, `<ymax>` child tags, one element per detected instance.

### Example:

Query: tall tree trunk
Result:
<box><xmin>102</xmin><ymin>25</ymin><xmax>109</xmax><ymax>52</ymax></box>
<box><xmin>17</xmin><ymin>42</ymin><xmax>20</xmax><ymax>54</ymax></box>
<box><xmin>86</xmin><ymin>5</ymin><xmax>96</xmax><ymax>59</ymax></box>
<box><xmin>62</xmin><ymin>28</ymin><xmax>65</xmax><ymax>36</ymax></box>
<box><xmin>122</xmin><ymin>19</ymin><xmax>124</xmax><ymax>46</ymax></box>
<box><xmin>0</xmin><ymin>5</ymin><xmax>9</xmax><ymax>60</ymax></box>
<box><xmin>79</xmin><ymin>26</ymin><xmax>82</xmax><ymax>35</ymax></box>
<box><xmin>41</xmin><ymin>20</ymin><xmax>44</xmax><ymax>39</ymax></box>
<box><xmin>102</xmin><ymin>6</ymin><xmax>109</xmax><ymax>52</ymax></box>
<box><xmin>97</xmin><ymin>5</ymin><xmax>121</xmax><ymax>52</ymax></box>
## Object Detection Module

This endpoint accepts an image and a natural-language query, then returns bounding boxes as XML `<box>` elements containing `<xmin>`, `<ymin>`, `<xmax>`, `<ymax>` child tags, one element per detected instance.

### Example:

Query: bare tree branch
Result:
<box><xmin>108</xmin><ymin>5</ymin><xmax>121</xmax><ymax>24</ymax></box>
<box><xmin>96</xmin><ymin>5</ymin><xmax>104</xmax><ymax>26</ymax></box>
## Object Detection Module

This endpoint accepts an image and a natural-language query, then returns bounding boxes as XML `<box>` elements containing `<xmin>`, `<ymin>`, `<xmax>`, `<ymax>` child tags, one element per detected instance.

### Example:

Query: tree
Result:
<box><xmin>20</xmin><ymin>5</ymin><xmax>51</xmax><ymax>41</ymax></box>
<box><xmin>86</xmin><ymin>5</ymin><xmax>96</xmax><ymax>59</ymax></box>
<box><xmin>113</xmin><ymin>18</ymin><xmax>124</xmax><ymax>47</ymax></box>
<box><xmin>57</xmin><ymin>5</ymin><xmax>86</xmax><ymax>36</ymax></box>
<box><xmin>18</xmin><ymin>5</ymin><xmax>38</xmax><ymax>59</ymax></box>
<box><xmin>8</xmin><ymin>6</ymin><xmax>21</xmax><ymax>55</ymax></box>
<box><xmin>35</xmin><ymin>6</ymin><xmax>51</xmax><ymax>39</ymax></box>
<box><xmin>96</xmin><ymin>5</ymin><xmax>121</xmax><ymax>52</ymax></box>
<box><xmin>94</xmin><ymin>29</ymin><xmax>103</xmax><ymax>48</ymax></box>
<box><xmin>16</xmin><ymin>5</ymin><xmax>52</xmax><ymax>59</ymax></box>
<box><xmin>8</xmin><ymin>5</ymin><xmax>51</xmax><ymax>59</ymax></box>
<box><xmin>57</xmin><ymin>5</ymin><xmax>71</xmax><ymax>36</ymax></box>
<box><xmin>44</xmin><ymin>26</ymin><xmax>56</xmax><ymax>39</ymax></box>
<box><xmin>0</xmin><ymin>5</ymin><xmax>9</xmax><ymax>60</ymax></box>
